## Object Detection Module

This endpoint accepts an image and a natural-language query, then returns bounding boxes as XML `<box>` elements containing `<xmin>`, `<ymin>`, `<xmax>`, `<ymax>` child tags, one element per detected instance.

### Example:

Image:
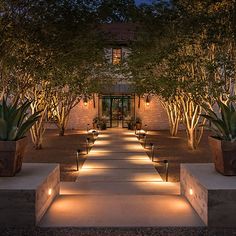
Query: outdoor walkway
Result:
<box><xmin>40</xmin><ymin>128</ymin><xmax>204</xmax><ymax>227</ymax></box>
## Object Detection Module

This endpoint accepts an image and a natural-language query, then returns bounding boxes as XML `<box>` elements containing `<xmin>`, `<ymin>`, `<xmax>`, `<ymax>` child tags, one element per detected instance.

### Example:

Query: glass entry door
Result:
<box><xmin>100</xmin><ymin>95</ymin><xmax>134</xmax><ymax>128</ymax></box>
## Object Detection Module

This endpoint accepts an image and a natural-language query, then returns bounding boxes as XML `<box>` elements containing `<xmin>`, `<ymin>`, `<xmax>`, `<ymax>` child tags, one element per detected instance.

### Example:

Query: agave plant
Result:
<box><xmin>0</xmin><ymin>98</ymin><xmax>41</xmax><ymax>141</ymax></box>
<box><xmin>202</xmin><ymin>101</ymin><xmax>236</xmax><ymax>142</ymax></box>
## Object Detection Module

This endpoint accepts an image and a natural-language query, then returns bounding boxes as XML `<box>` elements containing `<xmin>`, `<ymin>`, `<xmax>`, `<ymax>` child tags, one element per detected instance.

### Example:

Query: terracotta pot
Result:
<box><xmin>0</xmin><ymin>138</ymin><xmax>27</xmax><ymax>177</ymax></box>
<box><xmin>209</xmin><ymin>136</ymin><xmax>236</xmax><ymax>176</ymax></box>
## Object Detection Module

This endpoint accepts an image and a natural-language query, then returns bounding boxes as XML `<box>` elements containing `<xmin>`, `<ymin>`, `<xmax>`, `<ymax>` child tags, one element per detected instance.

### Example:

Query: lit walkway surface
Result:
<box><xmin>40</xmin><ymin>128</ymin><xmax>204</xmax><ymax>227</ymax></box>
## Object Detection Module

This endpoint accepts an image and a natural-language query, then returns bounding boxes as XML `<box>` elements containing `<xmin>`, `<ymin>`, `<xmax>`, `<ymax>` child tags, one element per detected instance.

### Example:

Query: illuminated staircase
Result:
<box><xmin>40</xmin><ymin>128</ymin><xmax>204</xmax><ymax>227</ymax></box>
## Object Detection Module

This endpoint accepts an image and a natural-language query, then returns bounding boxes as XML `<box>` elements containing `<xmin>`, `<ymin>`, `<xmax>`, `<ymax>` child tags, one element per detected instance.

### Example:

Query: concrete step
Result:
<box><xmin>86</xmin><ymin>152</ymin><xmax>150</xmax><ymax>160</ymax></box>
<box><xmin>82</xmin><ymin>159</ymin><xmax>154</xmax><ymax>169</ymax></box>
<box><xmin>76</xmin><ymin>168</ymin><xmax>162</xmax><ymax>182</ymax></box>
<box><xmin>90</xmin><ymin>143</ymin><xmax>145</xmax><ymax>153</ymax></box>
<box><xmin>39</xmin><ymin>194</ymin><xmax>204</xmax><ymax>227</ymax></box>
<box><xmin>60</xmin><ymin>181</ymin><xmax>180</xmax><ymax>195</ymax></box>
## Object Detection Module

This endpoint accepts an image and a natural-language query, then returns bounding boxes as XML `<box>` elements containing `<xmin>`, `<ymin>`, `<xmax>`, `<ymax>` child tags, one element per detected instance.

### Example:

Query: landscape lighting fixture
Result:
<box><xmin>84</xmin><ymin>97</ymin><xmax>88</xmax><ymax>106</ymax></box>
<box><xmin>146</xmin><ymin>96</ymin><xmax>150</xmax><ymax>106</ymax></box>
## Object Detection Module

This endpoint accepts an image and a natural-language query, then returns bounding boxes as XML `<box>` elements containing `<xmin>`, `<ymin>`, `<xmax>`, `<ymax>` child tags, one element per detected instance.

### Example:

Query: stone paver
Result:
<box><xmin>82</xmin><ymin>158</ymin><xmax>154</xmax><ymax>169</ymax></box>
<box><xmin>87</xmin><ymin>152</ymin><xmax>149</xmax><ymax>160</ymax></box>
<box><xmin>77</xmin><ymin>168</ymin><xmax>162</xmax><ymax>182</ymax></box>
<box><xmin>76</xmin><ymin>128</ymin><xmax>161</xmax><ymax>183</ymax></box>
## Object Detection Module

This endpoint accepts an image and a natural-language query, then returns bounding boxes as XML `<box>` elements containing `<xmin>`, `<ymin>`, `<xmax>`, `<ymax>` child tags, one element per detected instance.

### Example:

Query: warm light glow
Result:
<box><xmin>48</xmin><ymin>188</ymin><xmax>52</xmax><ymax>196</ymax></box>
<box><xmin>99</xmin><ymin>134</ymin><xmax>109</xmax><ymax>138</ymax></box>
<box><xmin>82</xmin><ymin>163</ymin><xmax>109</xmax><ymax>169</ymax></box>
<box><xmin>146</xmin><ymin>96</ymin><xmax>150</xmax><ymax>106</ymax></box>
<box><xmin>88</xmin><ymin>152</ymin><xmax>111</xmax><ymax>157</ymax></box>
<box><xmin>80</xmin><ymin>168</ymin><xmax>105</xmax><ymax>173</ymax></box>
<box><xmin>129</xmin><ymin>159</ymin><xmax>152</xmax><ymax>165</ymax></box>
<box><xmin>136</xmin><ymin>129</ymin><xmax>146</xmax><ymax>135</ymax></box>
<box><xmin>112</xmin><ymin>48</ymin><xmax>122</xmax><ymax>65</ymax></box>
<box><xmin>133</xmin><ymin>173</ymin><xmax>163</xmax><ymax>182</ymax></box>
<box><xmin>88</xmin><ymin>129</ymin><xmax>98</xmax><ymax>134</ymax></box>
<box><xmin>125</xmin><ymin>144</ymin><xmax>144</xmax><ymax>151</ymax></box>
<box><xmin>189</xmin><ymin>188</ymin><xmax>193</xmax><ymax>195</ymax></box>
<box><xmin>90</xmin><ymin>149</ymin><xmax>112</xmax><ymax>153</ymax></box>
<box><xmin>84</xmin><ymin>101</ymin><xmax>88</xmax><ymax>106</ymax></box>
<box><xmin>95</xmin><ymin>140</ymin><xmax>111</xmax><ymax>145</ymax></box>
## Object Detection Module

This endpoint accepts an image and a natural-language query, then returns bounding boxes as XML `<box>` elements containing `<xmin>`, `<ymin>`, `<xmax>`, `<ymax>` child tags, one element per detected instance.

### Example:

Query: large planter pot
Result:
<box><xmin>209</xmin><ymin>136</ymin><xmax>236</xmax><ymax>176</ymax></box>
<box><xmin>0</xmin><ymin>138</ymin><xmax>27</xmax><ymax>177</ymax></box>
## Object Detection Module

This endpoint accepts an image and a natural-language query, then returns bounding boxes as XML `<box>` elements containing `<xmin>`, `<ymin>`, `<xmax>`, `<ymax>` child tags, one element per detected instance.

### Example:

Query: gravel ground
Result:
<box><xmin>24</xmin><ymin>129</ymin><xmax>95</xmax><ymax>181</ymax></box>
<box><xmin>1</xmin><ymin>227</ymin><xmax>236</xmax><ymax>236</ymax></box>
<box><xmin>140</xmin><ymin>130</ymin><xmax>212</xmax><ymax>182</ymax></box>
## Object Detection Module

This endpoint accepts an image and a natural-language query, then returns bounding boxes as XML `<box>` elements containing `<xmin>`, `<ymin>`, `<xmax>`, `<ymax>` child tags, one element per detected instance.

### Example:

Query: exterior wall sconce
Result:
<box><xmin>84</xmin><ymin>97</ymin><xmax>88</xmax><ymax>106</ymax></box>
<box><xmin>48</xmin><ymin>188</ymin><xmax>52</xmax><ymax>196</ymax></box>
<box><xmin>146</xmin><ymin>96</ymin><xmax>150</xmax><ymax>106</ymax></box>
<box><xmin>93</xmin><ymin>94</ymin><xmax>96</xmax><ymax>108</ymax></box>
<box><xmin>189</xmin><ymin>188</ymin><xmax>193</xmax><ymax>195</ymax></box>
<box><xmin>138</xmin><ymin>95</ymin><xmax>141</xmax><ymax>109</ymax></box>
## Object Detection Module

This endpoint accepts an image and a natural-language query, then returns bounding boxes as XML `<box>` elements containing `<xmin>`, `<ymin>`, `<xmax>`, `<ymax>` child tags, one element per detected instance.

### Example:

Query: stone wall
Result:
<box><xmin>49</xmin><ymin>95</ymin><xmax>170</xmax><ymax>131</ymax></box>
<box><xmin>181</xmin><ymin>163</ymin><xmax>236</xmax><ymax>227</ymax></box>
<box><xmin>0</xmin><ymin>163</ymin><xmax>60</xmax><ymax>226</ymax></box>
<box><xmin>104</xmin><ymin>47</ymin><xmax>131</xmax><ymax>64</ymax></box>
<box><xmin>66</xmin><ymin>96</ymin><xmax>99</xmax><ymax>130</ymax></box>
<box><xmin>135</xmin><ymin>95</ymin><xmax>169</xmax><ymax>130</ymax></box>
<box><xmin>180</xmin><ymin>164</ymin><xmax>208</xmax><ymax>225</ymax></box>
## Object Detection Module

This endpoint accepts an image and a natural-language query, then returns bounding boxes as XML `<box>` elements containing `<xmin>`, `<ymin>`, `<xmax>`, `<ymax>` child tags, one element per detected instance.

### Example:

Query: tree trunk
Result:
<box><xmin>161</xmin><ymin>99</ymin><xmax>181</xmax><ymax>137</ymax></box>
<box><xmin>180</xmin><ymin>96</ymin><xmax>205</xmax><ymax>150</ymax></box>
<box><xmin>30</xmin><ymin>106</ymin><xmax>46</xmax><ymax>150</ymax></box>
<box><xmin>35</xmin><ymin>142</ymin><xmax>43</xmax><ymax>150</ymax></box>
<box><xmin>58</xmin><ymin>113</ymin><xmax>69</xmax><ymax>136</ymax></box>
<box><xmin>59</xmin><ymin>127</ymin><xmax>65</xmax><ymax>136</ymax></box>
<box><xmin>187</xmin><ymin>129</ymin><xmax>196</xmax><ymax>150</ymax></box>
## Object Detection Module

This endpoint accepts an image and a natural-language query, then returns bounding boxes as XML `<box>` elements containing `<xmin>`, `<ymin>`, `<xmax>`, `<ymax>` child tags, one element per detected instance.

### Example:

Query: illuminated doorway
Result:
<box><xmin>100</xmin><ymin>95</ymin><xmax>135</xmax><ymax>128</ymax></box>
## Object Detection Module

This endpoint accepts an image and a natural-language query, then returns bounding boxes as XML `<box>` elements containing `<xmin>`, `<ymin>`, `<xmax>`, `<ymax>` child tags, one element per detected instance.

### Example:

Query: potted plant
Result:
<box><xmin>100</xmin><ymin>117</ymin><xmax>107</xmax><ymax>130</ymax></box>
<box><xmin>93</xmin><ymin>117</ymin><xmax>99</xmax><ymax>129</ymax></box>
<box><xmin>135</xmin><ymin>117</ymin><xmax>142</xmax><ymax>130</ymax></box>
<box><xmin>0</xmin><ymin>98</ymin><xmax>41</xmax><ymax>177</ymax></box>
<box><xmin>127</xmin><ymin>117</ymin><xmax>135</xmax><ymax>130</ymax></box>
<box><xmin>202</xmin><ymin>101</ymin><xmax>236</xmax><ymax>175</ymax></box>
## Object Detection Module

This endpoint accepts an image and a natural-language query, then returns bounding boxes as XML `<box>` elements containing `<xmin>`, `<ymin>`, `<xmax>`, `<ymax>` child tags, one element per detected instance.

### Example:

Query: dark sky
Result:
<box><xmin>135</xmin><ymin>0</ymin><xmax>152</xmax><ymax>5</ymax></box>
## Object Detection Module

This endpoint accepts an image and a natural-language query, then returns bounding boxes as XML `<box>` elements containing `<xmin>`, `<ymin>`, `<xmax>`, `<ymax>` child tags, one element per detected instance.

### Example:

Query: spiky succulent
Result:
<box><xmin>0</xmin><ymin>98</ymin><xmax>41</xmax><ymax>141</ymax></box>
<box><xmin>202</xmin><ymin>101</ymin><xmax>236</xmax><ymax>142</ymax></box>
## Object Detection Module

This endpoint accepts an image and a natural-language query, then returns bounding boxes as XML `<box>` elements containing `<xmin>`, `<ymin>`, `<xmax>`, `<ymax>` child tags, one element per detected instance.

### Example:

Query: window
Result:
<box><xmin>112</xmin><ymin>48</ymin><xmax>122</xmax><ymax>65</ymax></box>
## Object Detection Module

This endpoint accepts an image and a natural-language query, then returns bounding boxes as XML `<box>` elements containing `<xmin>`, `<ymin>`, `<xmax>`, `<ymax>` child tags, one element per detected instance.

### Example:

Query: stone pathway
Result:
<box><xmin>40</xmin><ymin>128</ymin><xmax>204</xmax><ymax>227</ymax></box>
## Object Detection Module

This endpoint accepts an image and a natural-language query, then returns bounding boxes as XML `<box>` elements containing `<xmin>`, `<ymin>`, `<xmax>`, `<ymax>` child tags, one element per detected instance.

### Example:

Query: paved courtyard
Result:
<box><xmin>40</xmin><ymin>128</ymin><xmax>204</xmax><ymax>227</ymax></box>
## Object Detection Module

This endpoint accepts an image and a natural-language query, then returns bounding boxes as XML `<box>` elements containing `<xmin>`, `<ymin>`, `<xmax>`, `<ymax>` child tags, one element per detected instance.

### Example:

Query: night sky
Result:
<box><xmin>135</xmin><ymin>0</ymin><xmax>152</xmax><ymax>5</ymax></box>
